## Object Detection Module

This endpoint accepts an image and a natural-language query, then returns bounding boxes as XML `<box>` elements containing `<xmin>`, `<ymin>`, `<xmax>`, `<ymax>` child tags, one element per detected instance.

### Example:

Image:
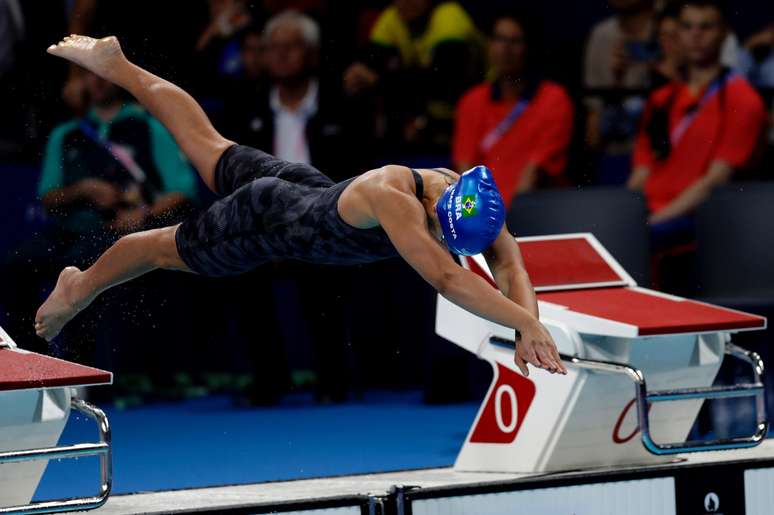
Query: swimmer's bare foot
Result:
<box><xmin>35</xmin><ymin>267</ymin><xmax>93</xmax><ymax>342</ymax></box>
<box><xmin>47</xmin><ymin>35</ymin><xmax>126</xmax><ymax>82</ymax></box>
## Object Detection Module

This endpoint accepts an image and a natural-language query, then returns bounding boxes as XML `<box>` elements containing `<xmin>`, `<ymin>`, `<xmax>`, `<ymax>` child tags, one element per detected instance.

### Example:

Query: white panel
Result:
<box><xmin>253</xmin><ymin>508</ymin><xmax>360</xmax><ymax>515</ymax></box>
<box><xmin>745</xmin><ymin>468</ymin><xmax>774</xmax><ymax>515</ymax></box>
<box><xmin>0</xmin><ymin>389</ymin><xmax>71</xmax><ymax>508</ymax></box>
<box><xmin>0</xmin><ymin>325</ymin><xmax>16</xmax><ymax>348</ymax></box>
<box><xmin>412</xmin><ymin>477</ymin><xmax>675</xmax><ymax>515</ymax></box>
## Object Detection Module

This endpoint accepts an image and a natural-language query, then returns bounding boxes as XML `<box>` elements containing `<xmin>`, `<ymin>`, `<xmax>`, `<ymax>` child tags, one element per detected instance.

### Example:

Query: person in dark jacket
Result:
<box><xmin>220</xmin><ymin>11</ymin><xmax>375</xmax><ymax>403</ymax></box>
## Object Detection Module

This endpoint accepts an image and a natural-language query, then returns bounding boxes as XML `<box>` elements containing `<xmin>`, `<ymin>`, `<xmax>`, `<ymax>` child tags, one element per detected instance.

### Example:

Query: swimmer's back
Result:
<box><xmin>175</xmin><ymin>146</ymin><xmax>405</xmax><ymax>276</ymax></box>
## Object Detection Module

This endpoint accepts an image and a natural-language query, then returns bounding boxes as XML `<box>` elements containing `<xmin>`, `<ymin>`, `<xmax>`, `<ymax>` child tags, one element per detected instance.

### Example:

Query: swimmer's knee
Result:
<box><xmin>191</xmin><ymin>136</ymin><xmax>235</xmax><ymax>194</ymax></box>
<box><xmin>152</xmin><ymin>226</ymin><xmax>186</xmax><ymax>270</ymax></box>
<box><xmin>120</xmin><ymin>226</ymin><xmax>182</xmax><ymax>270</ymax></box>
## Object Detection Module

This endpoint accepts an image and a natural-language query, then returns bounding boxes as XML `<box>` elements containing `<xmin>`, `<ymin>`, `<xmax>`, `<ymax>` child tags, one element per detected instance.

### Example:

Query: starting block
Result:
<box><xmin>0</xmin><ymin>325</ymin><xmax>112</xmax><ymax>513</ymax></box>
<box><xmin>436</xmin><ymin>233</ymin><xmax>768</xmax><ymax>473</ymax></box>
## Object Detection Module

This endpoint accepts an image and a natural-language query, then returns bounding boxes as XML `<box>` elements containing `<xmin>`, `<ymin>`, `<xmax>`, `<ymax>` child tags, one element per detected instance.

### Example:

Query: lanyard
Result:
<box><xmin>480</xmin><ymin>99</ymin><xmax>530</xmax><ymax>153</ymax></box>
<box><xmin>670</xmin><ymin>71</ymin><xmax>736</xmax><ymax>145</ymax></box>
<box><xmin>79</xmin><ymin>120</ymin><xmax>149</xmax><ymax>184</ymax></box>
<box><xmin>79</xmin><ymin>120</ymin><xmax>161</xmax><ymax>205</ymax></box>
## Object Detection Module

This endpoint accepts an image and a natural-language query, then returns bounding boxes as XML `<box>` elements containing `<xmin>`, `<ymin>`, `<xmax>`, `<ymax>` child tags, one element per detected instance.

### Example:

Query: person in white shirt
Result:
<box><xmin>263</xmin><ymin>11</ymin><xmax>320</xmax><ymax>164</ymax></box>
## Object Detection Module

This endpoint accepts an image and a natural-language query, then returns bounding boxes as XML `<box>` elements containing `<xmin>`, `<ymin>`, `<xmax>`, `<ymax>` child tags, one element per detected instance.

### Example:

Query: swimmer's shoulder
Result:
<box><xmin>338</xmin><ymin>165</ymin><xmax>417</xmax><ymax>228</ymax></box>
<box><xmin>353</xmin><ymin>165</ymin><xmax>459</xmax><ymax>200</ymax></box>
<box><xmin>339</xmin><ymin>165</ymin><xmax>411</xmax><ymax>207</ymax></box>
<box><xmin>352</xmin><ymin>165</ymin><xmax>416</xmax><ymax>197</ymax></box>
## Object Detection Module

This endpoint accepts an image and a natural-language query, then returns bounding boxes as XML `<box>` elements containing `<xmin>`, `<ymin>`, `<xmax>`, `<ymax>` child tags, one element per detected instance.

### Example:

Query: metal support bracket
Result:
<box><xmin>0</xmin><ymin>397</ymin><xmax>112</xmax><ymax>514</ymax></box>
<box><xmin>490</xmin><ymin>336</ymin><xmax>768</xmax><ymax>455</ymax></box>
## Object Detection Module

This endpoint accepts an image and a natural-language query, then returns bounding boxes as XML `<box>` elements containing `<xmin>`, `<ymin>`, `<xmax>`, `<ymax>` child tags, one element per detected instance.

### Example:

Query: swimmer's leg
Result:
<box><xmin>35</xmin><ymin>225</ymin><xmax>187</xmax><ymax>341</ymax></box>
<box><xmin>47</xmin><ymin>35</ymin><xmax>233</xmax><ymax>193</ymax></box>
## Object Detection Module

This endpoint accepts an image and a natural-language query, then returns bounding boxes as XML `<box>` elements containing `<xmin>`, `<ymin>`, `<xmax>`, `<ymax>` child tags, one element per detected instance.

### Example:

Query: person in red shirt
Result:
<box><xmin>452</xmin><ymin>9</ymin><xmax>574</xmax><ymax>205</ymax></box>
<box><xmin>629</xmin><ymin>0</ymin><xmax>766</xmax><ymax>234</ymax></box>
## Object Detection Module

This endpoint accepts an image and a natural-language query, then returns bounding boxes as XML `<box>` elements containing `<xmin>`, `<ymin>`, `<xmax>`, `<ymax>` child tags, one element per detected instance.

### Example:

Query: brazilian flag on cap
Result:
<box><xmin>462</xmin><ymin>195</ymin><xmax>477</xmax><ymax>217</ymax></box>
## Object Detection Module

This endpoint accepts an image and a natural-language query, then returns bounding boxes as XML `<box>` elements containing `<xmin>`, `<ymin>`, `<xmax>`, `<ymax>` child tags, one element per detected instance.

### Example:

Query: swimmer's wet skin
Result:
<box><xmin>37</xmin><ymin>35</ymin><xmax>566</xmax><ymax>376</ymax></box>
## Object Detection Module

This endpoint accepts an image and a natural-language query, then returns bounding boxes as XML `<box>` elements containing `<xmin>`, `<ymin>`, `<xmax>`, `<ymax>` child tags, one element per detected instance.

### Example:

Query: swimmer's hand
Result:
<box><xmin>514</xmin><ymin>320</ymin><xmax>567</xmax><ymax>377</ymax></box>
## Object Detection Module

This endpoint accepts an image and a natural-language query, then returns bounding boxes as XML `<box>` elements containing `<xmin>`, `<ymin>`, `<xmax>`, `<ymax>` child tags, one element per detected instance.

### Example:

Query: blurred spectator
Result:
<box><xmin>1</xmin><ymin>71</ymin><xmax>196</xmax><ymax>354</ymax></box>
<box><xmin>585</xmin><ymin>0</ymin><xmax>739</xmax><ymax>90</ymax></box>
<box><xmin>583</xmin><ymin>0</ymin><xmax>657</xmax><ymax>182</ymax></box>
<box><xmin>650</xmin><ymin>2</ymin><xmax>685</xmax><ymax>89</ymax></box>
<box><xmin>629</xmin><ymin>0</ymin><xmax>766</xmax><ymax>249</ymax></box>
<box><xmin>213</xmin><ymin>21</ymin><xmax>267</xmax><ymax>130</ymax></box>
<box><xmin>221</xmin><ymin>10</ymin><xmax>367</xmax><ymax>404</ymax></box>
<box><xmin>239</xmin><ymin>23</ymin><xmax>265</xmax><ymax>82</ymax></box>
<box><xmin>452</xmin><ymin>9</ymin><xmax>573</xmax><ymax>204</ymax></box>
<box><xmin>196</xmin><ymin>0</ymin><xmax>252</xmax><ymax>53</ymax></box>
<box><xmin>737</xmin><ymin>22</ymin><xmax>774</xmax><ymax>88</ymax></box>
<box><xmin>195</xmin><ymin>0</ymin><xmax>254</xmax><ymax>86</ymax></box>
<box><xmin>195</xmin><ymin>0</ymin><xmax>338</xmax><ymax>96</ymax></box>
<box><xmin>344</xmin><ymin>0</ymin><xmax>484</xmax><ymax>152</ymax></box>
<box><xmin>40</xmin><ymin>72</ymin><xmax>196</xmax><ymax>235</ymax></box>
<box><xmin>585</xmin><ymin>0</ymin><xmax>657</xmax><ymax>91</ymax></box>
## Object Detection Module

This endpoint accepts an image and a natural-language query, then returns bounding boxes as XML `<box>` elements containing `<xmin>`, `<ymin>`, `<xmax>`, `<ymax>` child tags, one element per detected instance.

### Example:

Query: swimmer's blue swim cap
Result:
<box><xmin>435</xmin><ymin>165</ymin><xmax>506</xmax><ymax>256</ymax></box>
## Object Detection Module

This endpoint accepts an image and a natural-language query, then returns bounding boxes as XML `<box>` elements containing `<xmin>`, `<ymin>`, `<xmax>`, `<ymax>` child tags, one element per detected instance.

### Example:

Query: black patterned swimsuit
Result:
<box><xmin>175</xmin><ymin>145</ymin><xmax>421</xmax><ymax>277</ymax></box>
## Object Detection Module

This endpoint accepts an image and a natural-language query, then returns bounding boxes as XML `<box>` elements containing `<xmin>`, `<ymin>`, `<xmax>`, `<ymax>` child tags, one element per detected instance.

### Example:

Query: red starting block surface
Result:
<box><xmin>0</xmin><ymin>347</ymin><xmax>112</xmax><ymax>392</ymax></box>
<box><xmin>519</xmin><ymin>236</ymin><xmax>630</xmax><ymax>290</ymax></box>
<box><xmin>538</xmin><ymin>287</ymin><xmax>766</xmax><ymax>335</ymax></box>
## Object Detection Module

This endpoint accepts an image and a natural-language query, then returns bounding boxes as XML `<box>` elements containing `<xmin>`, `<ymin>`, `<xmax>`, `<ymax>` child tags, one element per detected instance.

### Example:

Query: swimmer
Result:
<box><xmin>36</xmin><ymin>35</ymin><xmax>567</xmax><ymax>376</ymax></box>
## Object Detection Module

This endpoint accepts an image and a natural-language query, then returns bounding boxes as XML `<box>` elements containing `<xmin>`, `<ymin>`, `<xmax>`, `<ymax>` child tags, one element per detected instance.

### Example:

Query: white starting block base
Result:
<box><xmin>0</xmin><ymin>389</ymin><xmax>71</xmax><ymax>506</ymax></box>
<box><xmin>436</xmin><ymin>234</ymin><xmax>768</xmax><ymax>474</ymax></box>
<box><xmin>94</xmin><ymin>440</ymin><xmax>774</xmax><ymax>514</ymax></box>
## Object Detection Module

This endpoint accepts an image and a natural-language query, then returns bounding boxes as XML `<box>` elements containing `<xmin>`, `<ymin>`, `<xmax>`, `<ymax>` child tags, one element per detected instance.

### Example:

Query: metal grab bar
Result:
<box><xmin>637</xmin><ymin>344</ymin><xmax>768</xmax><ymax>455</ymax></box>
<box><xmin>489</xmin><ymin>336</ymin><xmax>768</xmax><ymax>455</ymax></box>
<box><xmin>0</xmin><ymin>397</ymin><xmax>112</xmax><ymax>514</ymax></box>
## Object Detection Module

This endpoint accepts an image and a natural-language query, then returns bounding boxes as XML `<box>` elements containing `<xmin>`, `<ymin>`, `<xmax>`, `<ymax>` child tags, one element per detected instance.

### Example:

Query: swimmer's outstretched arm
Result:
<box><xmin>373</xmin><ymin>189</ymin><xmax>566</xmax><ymax>377</ymax></box>
<box><xmin>47</xmin><ymin>35</ymin><xmax>234</xmax><ymax>193</ymax></box>
<box><xmin>35</xmin><ymin>225</ymin><xmax>187</xmax><ymax>341</ymax></box>
<box><xmin>482</xmin><ymin>229</ymin><xmax>539</xmax><ymax>319</ymax></box>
